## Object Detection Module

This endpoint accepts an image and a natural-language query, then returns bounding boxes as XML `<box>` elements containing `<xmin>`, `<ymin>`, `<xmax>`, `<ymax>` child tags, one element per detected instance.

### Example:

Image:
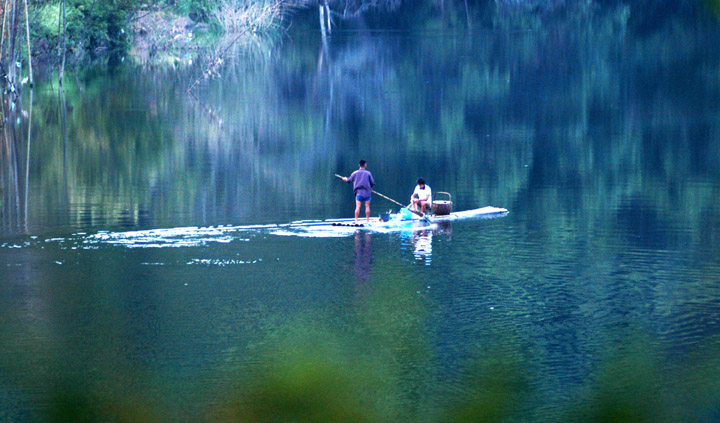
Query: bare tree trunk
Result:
<box><xmin>319</xmin><ymin>0</ymin><xmax>332</xmax><ymax>48</ymax></box>
<box><xmin>23</xmin><ymin>0</ymin><xmax>31</xmax><ymax>87</ymax></box>
<box><xmin>325</xmin><ymin>2</ymin><xmax>331</xmax><ymax>33</ymax></box>
<box><xmin>319</xmin><ymin>2</ymin><xmax>327</xmax><ymax>40</ymax></box>
<box><xmin>1</xmin><ymin>0</ymin><xmax>9</xmax><ymax>61</ymax></box>
<box><xmin>7</xmin><ymin>0</ymin><xmax>20</xmax><ymax>91</ymax></box>
<box><xmin>59</xmin><ymin>0</ymin><xmax>66</xmax><ymax>85</ymax></box>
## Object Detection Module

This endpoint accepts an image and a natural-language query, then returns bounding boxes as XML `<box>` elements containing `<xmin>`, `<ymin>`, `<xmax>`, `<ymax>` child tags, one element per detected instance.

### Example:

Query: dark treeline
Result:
<box><xmin>9</xmin><ymin>0</ymin><xmax>720</xmax><ymax>66</ymax></box>
<box><xmin>0</xmin><ymin>0</ymin><xmax>714</xmax><ymax>103</ymax></box>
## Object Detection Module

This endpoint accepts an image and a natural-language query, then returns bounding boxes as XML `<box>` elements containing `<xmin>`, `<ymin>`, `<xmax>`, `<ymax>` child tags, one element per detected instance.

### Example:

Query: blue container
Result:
<box><xmin>400</xmin><ymin>207</ymin><xmax>412</xmax><ymax>220</ymax></box>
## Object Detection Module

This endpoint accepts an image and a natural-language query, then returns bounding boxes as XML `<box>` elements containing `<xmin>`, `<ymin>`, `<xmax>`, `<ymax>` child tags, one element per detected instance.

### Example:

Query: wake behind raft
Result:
<box><xmin>80</xmin><ymin>204</ymin><xmax>509</xmax><ymax>247</ymax></box>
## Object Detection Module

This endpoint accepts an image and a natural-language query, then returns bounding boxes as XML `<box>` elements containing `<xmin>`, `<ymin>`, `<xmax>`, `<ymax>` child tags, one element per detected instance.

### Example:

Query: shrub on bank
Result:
<box><xmin>29</xmin><ymin>0</ymin><xmax>141</xmax><ymax>64</ymax></box>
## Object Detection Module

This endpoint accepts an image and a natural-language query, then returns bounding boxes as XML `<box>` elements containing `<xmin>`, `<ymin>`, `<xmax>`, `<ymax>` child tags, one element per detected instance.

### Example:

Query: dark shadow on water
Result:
<box><xmin>353</xmin><ymin>230</ymin><xmax>373</xmax><ymax>285</ymax></box>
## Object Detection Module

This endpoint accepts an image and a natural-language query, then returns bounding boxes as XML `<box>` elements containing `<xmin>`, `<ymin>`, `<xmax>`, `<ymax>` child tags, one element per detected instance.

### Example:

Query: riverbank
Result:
<box><xmin>30</xmin><ymin>3</ymin><xmax>287</xmax><ymax>71</ymax></box>
<box><xmin>128</xmin><ymin>10</ymin><xmax>209</xmax><ymax>67</ymax></box>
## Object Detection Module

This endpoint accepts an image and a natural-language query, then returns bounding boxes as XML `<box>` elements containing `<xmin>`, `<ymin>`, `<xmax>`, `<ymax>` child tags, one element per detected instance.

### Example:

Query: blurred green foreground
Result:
<box><xmin>1</xmin><ymin>274</ymin><xmax>719</xmax><ymax>423</ymax></box>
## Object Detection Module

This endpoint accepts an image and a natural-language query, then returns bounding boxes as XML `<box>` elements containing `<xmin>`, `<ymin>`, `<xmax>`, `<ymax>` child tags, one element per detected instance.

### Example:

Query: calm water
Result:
<box><xmin>2</xmin><ymin>23</ymin><xmax>720</xmax><ymax>421</ymax></box>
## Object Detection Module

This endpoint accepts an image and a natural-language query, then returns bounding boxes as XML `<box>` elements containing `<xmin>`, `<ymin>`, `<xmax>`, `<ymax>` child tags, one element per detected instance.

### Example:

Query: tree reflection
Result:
<box><xmin>7</xmin><ymin>13</ymin><xmax>720</xmax><ymax>242</ymax></box>
<box><xmin>0</xmin><ymin>88</ymin><xmax>32</xmax><ymax>234</ymax></box>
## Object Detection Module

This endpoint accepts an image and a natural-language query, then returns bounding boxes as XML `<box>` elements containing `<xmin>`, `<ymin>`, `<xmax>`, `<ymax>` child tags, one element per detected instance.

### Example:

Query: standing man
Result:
<box><xmin>342</xmin><ymin>160</ymin><xmax>375</xmax><ymax>223</ymax></box>
<box><xmin>411</xmin><ymin>178</ymin><xmax>432</xmax><ymax>214</ymax></box>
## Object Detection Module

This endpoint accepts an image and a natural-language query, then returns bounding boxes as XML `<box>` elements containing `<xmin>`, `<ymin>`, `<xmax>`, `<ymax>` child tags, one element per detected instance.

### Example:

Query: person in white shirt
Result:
<box><xmin>410</xmin><ymin>178</ymin><xmax>432</xmax><ymax>214</ymax></box>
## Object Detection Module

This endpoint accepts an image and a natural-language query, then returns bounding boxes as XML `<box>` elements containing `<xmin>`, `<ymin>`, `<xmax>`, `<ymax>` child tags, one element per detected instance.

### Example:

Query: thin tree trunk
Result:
<box><xmin>59</xmin><ymin>0</ymin><xmax>66</xmax><ymax>85</ymax></box>
<box><xmin>319</xmin><ymin>3</ymin><xmax>326</xmax><ymax>40</ymax></box>
<box><xmin>1</xmin><ymin>0</ymin><xmax>9</xmax><ymax>62</ymax></box>
<box><xmin>23</xmin><ymin>0</ymin><xmax>31</xmax><ymax>87</ymax></box>
<box><xmin>7</xmin><ymin>0</ymin><xmax>18</xmax><ymax>86</ymax></box>
<box><xmin>325</xmin><ymin>2</ymin><xmax>331</xmax><ymax>33</ymax></box>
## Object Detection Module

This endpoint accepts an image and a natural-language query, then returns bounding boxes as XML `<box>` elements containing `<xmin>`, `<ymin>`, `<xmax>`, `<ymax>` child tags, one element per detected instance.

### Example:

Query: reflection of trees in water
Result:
<box><xmin>15</xmin><ymin>16</ymin><xmax>720</xmax><ymax>233</ymax></box>
<box><xmin>506</xmin><ymin>24</ymin><xmax>720</xmax><ymax>253</ymax></box>
<box><xmin>1</xmin><ymin>90</ymin><xmax>32</xmax><ymax>234</ymax></box>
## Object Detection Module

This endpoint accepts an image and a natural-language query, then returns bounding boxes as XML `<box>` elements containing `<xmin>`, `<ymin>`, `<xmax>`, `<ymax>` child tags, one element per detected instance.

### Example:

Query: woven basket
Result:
<box><xmin>432</xmin><ymin>192</ymin><xmax>453</xmax><ymax>215</ymax></box>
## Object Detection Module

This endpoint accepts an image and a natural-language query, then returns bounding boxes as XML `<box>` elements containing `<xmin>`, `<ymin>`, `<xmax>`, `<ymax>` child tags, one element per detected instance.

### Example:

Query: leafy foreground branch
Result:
<box><xmin>23</xmin><ymin>331</ymin><xmax>720</xmax><ymax>423</ymax></box>
<box><xmin>2</xmin><ymin>282</ymin><xmax>720</xmax><ymax>423</ymax></box>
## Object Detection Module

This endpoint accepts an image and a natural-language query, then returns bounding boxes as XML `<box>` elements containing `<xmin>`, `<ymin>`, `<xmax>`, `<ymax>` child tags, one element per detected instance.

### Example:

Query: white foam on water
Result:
<box><xmin>186</xmin><ymin>258</ymin><xmax>262</xmax><ymax>266</ymax></box>
<box><xmin>81</xmin><ymin>224</ymin><xmax>268</xmax><ymax>248</ymax></box>
<box><xmin>270</xmin><ymin>228</ymin><xmax>354</xmax><ymax>238</ymax></box>
<box><xmin>2</xmin><ymin>207</ymin><xmax>508</xmax><ymax>248</ymax></box>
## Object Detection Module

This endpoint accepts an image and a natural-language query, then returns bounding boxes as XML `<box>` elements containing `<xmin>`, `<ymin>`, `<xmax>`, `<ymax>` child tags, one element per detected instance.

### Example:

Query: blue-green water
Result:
<box><xmin>2</xmin><ymin>24</ymin><xmax>720</xmax><ymax>421</ymax></box>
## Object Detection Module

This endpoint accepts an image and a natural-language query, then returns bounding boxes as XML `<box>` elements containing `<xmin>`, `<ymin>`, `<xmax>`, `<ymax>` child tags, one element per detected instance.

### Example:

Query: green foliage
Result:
<box><xmin>34</xmin><ymin>3</ymin><xmax>63</xmax><ymax>34</ymax></box>
<box><xmin>446</xmin><ymin>347</ymin><xmax>528</xmax><ymax>423</ymax></box>
<box><xmin>219</xmin><ymin>344</ymin><xmax>380</xmax><ymax>422</ymax></box>
<box><xmin>171</xmin><ymin>0</ymin><xmax>219</xmax><ymax>22</ymax></box>
<box><xmin>32</xmin><ymin>3</ymin><xmax>81</xmax><ymax>54</ymax></box>
<box><xmin>29</xmin><ymin>0</ymin><xmax>142</xmax><ymax>60</ymax></box>
<box><xmin>28</xmin><ymin>0</ymin><xmax>291</xmax><ymax>64</ymax></box>
<box><xmin>76</xmin><ymin>0</ymin><xmax>143</xmax><ymax>51</ymax></box>
<box><xmin>566</xmin><ymin>347</ymin><xmax>667</xmax><ymax>423</ymax></box>
<box><xmin>3</xmin><ymin>284</ymin><xmax>720</xmax><ymax>423</ymax></box>
<box><xmin>46</xmin><ymin>387</ymin><xmax>158</xmax><ymax>423</ymax></box>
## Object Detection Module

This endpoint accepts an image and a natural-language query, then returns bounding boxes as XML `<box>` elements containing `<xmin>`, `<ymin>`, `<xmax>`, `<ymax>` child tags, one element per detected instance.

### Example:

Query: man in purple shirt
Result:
<box><xmin>342</xmin><ymin>159</ymin><xmax>376</xmax><ymax>223</ymax></box>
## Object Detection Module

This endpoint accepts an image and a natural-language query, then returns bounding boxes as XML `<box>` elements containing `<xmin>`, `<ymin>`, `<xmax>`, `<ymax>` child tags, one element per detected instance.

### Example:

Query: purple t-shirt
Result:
<box><xmin>348</xmin><ymin>168</ymin><xmax>375</xmax><ymax>197</ymax></box>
